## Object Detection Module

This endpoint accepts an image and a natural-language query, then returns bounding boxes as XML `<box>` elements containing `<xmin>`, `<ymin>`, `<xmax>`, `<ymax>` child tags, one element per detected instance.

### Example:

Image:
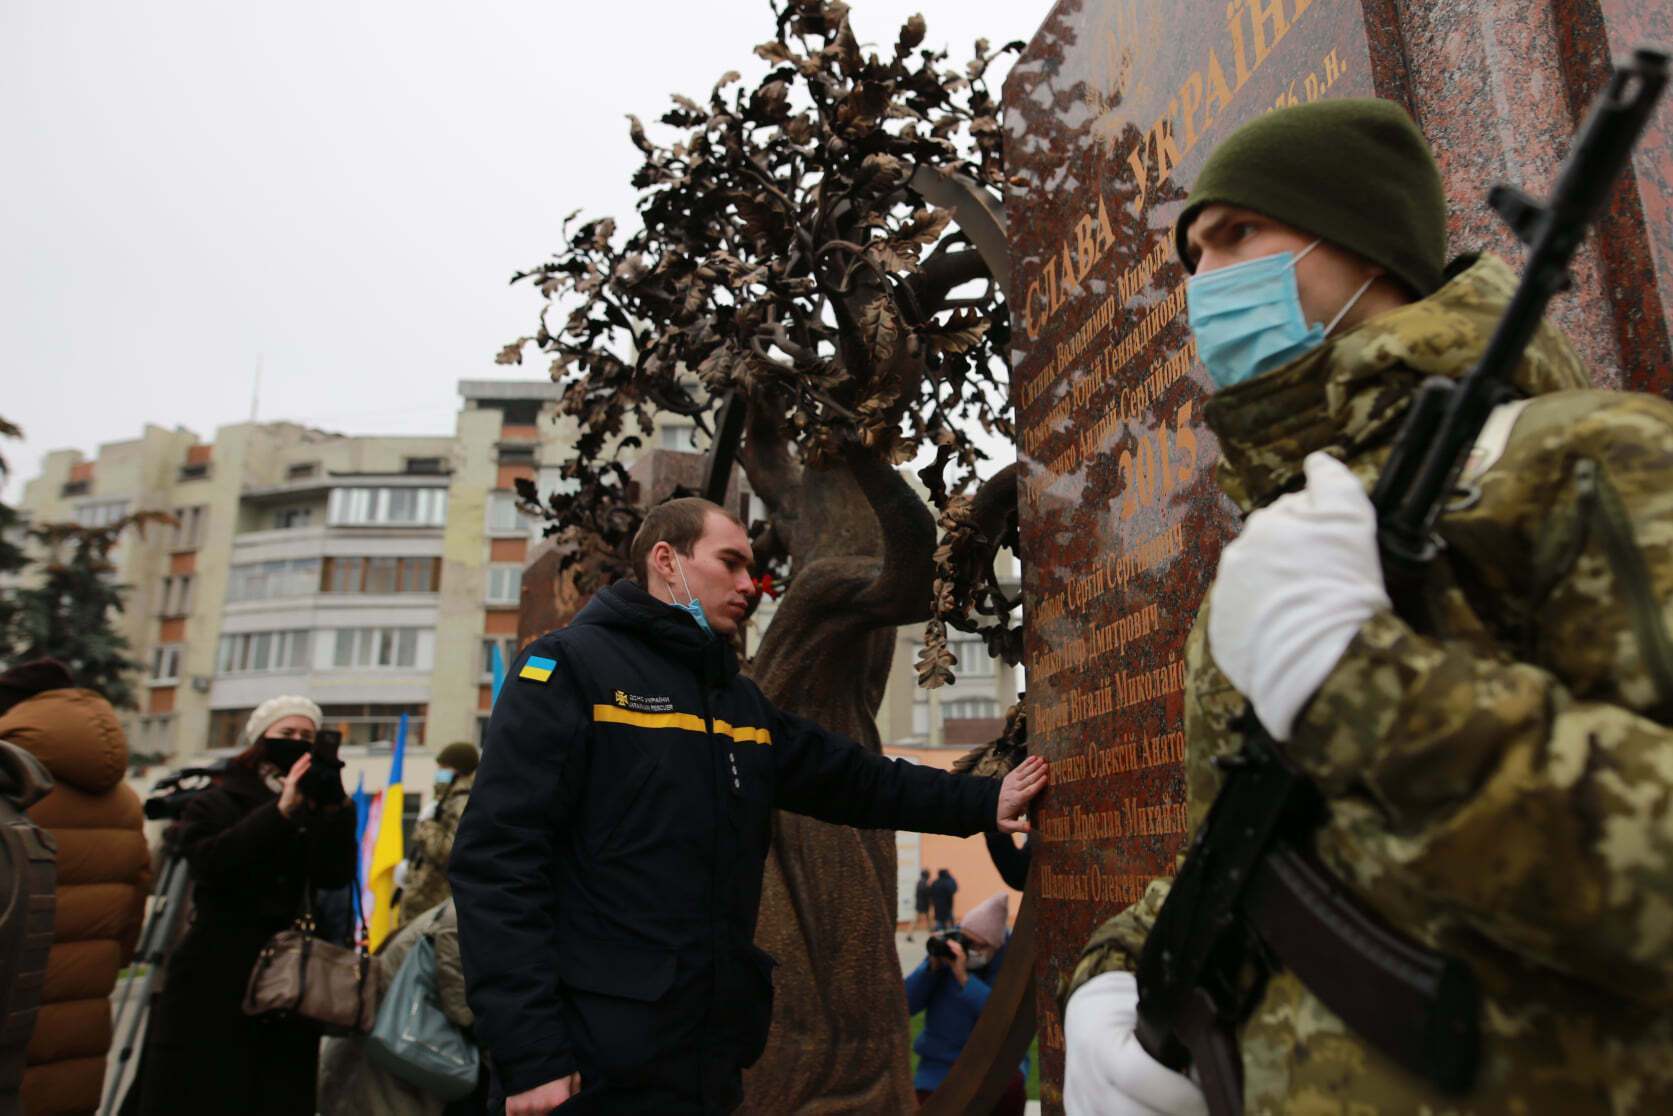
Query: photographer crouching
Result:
<box><xmin>138</xmin><ymin>696</ymin><xmax>355</xmax><ymax>1116</ymax></box>
<box><xmin>904</xmin><ymin>891</ymin><xmax>1029</xmax><ymax>1114</ymax></box>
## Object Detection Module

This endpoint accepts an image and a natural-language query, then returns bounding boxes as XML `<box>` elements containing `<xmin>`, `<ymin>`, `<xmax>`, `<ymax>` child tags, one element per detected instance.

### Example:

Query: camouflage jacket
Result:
<box><xmin>1065</xmin><ymin>255</ymin><xmax>1673</xmax><ymax>1113</ymax></box>
<box><xmin>398</xmin><ymin>771</ymin><xmax>473</xmax><ymax>923</ymax></box>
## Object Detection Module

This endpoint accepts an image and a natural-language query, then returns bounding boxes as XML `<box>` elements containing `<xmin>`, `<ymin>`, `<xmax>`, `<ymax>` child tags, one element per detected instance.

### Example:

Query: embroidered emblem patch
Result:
<box><xmin>519</xmin><ymin>655</ymin><xmax>557</xmax><ymax>683</ymax></box>
<box><xmin>614</xmin><ymin>690</ymin><xmax>629</xmax><ymax>707</ymax></box>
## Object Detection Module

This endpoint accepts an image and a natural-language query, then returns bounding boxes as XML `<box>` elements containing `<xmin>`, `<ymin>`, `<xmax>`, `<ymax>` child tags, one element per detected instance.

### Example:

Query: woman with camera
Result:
<box><xmin>138</xmin><ymin>696</ymin><xmax>355</xmax><ymax>1116</ymax></box>
<box><xmin>905</xmin><ymin>891</ymin><xmax>1030</xmax><ymax>1115</ymax></box>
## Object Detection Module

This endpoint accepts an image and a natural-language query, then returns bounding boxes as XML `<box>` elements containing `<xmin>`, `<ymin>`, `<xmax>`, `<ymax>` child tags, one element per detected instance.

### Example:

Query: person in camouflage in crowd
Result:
<box><xmin>1060</xmin><ymin>98</ymin><xmax>1673</xmax><ymax>1114</ymax></box>
<box><xmin>398</xmin><ymin>741</ymin><xmax>478</xmax><ymax>923</ymax></box>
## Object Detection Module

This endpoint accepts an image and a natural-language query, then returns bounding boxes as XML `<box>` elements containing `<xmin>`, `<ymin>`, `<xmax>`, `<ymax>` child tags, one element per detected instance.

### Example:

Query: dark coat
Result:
<box><xmin>137</xmin><ymin>763</ymin><xmax>355</xmax><ymax>1116</ymax></box>
<box><xmin>929</xmin><ymin>872</ymin><xmax>958</xmax><ymax>921</ymax></box>
<box><xmin>451</xmin><ymin>581</ymin><xmax>1002</xmax><ymax>1112</ymax></box>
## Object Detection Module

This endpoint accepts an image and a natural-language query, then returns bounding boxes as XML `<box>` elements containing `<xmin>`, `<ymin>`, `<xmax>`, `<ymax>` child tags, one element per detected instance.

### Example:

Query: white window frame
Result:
<box><xmin>327</xmin><ymin>487</ymin><xmax>448</xmax><ymax>527</ymax></box>
<box><xmin>75</xmin><ymin>499</ymin><xmax>130</xmax><ymax>528</ymax></box>
<box><xmin>159</xmin><ymin>574</ymin><xmax>195</xmax><ymax>617</ymax></box>
<box><xmin>148</xmin><ymin>644</ymin><xmax>182</xmax><ymax>685</ymax></box>
<box><xmin>948</xmin><ymin>635</ymin><xmax>996</xmax><ymax>679</ymax></box>
<box><xmin>486</xmin><ymin>564</ymin><xmax>522</xmax><ymax>605</ymax></box>
<box><xmin>328</xmin><ymin>627</ymin><xmax>430</xmax><ymax>671</ymax></box>
<box><xmin>479</xmin><ymin>636</ymin><xmax>516</xmax><ymax>679</ymax></box>
<box><xmin>169</xmin><ymin>505</ymin><xmax>207</xmax><ymax>549</ymax></box>
<box><xmin>486</xmin><ymin>491</ymin><xmax>527</xmax><ymax>534</ymax></box>
<box><xmin>215</xmin><ymin>630</ymin><xmax>309</xmax><ymax>675</ymax></box>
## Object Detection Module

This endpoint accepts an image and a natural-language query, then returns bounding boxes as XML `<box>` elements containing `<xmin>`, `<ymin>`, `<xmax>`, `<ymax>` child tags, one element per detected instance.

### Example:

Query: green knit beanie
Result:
<box><xmin>1175</xmin><ymin>98</ymin><xmax>1448</xmax><ymax>296</ymax></box>
<box><xmin>436</xmin><ymin>741</ymin><xmax>479</xmax><ymax>775</ymax></box>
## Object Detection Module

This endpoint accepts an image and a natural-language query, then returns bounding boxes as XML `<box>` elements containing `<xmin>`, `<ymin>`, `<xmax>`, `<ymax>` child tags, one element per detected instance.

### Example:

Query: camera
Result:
<box><xmin>143</xmin><ymin>762</ymin><xmax>229</xmax><ymax>821</ymax></box>
<box><xmin>299</xmin><ymin>729</ymin><xmax>346</xmax><ymax>804</ymax></box>
<box><xmin>924</xmin><ymin>930</ymin><xmax>966</xmax><ymax>962</ymax></box>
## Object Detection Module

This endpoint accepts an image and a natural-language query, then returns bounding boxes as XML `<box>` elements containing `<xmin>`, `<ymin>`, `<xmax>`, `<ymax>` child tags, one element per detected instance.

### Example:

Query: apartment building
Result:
<box><xmin>15</xmin><ymin>380</ymin><xmax>574</xmax><ymax>760</ymax></box>
<box><xmin>15</xmin><ymin>385</ymin><xmax>1018</xmax><ymax>769</ymax></box>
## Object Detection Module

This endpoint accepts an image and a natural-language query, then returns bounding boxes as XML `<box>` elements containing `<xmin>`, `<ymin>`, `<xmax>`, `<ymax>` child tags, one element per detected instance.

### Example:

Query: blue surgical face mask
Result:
<box><xmin>669</xmin><ymin>555</ymin><xmax>713</xmax><ymax>638</ymax></box>
<box><xmin>434</xmin><ymin>769</ymin><xmax>455</xmax><ymax>787</ymax></box>
<box><xmin>1186</xmin><ymin>240</ymin><xmax>1375</xmax><ymax>390</ymax></box>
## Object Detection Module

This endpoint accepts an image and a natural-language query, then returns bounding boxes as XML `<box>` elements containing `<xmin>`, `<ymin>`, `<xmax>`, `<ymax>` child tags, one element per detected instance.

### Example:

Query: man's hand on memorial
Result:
<box><xmin>996</xmin><ymin>755</ymin><xmax>1049</xmax><ymax>834</ymax></box>
<box><xmin>507</xmin><ymin>1073</ymin><xmax>581</xmax><ymax>1115</ymax></box>
<box><xmin>1208</xmin><ymin>451</ymin><xmax>1389</xmax><ymax>741</ymax></box>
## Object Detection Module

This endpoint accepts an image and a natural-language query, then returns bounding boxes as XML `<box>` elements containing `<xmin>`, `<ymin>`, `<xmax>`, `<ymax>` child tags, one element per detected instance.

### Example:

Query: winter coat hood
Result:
<box><xmin>575</xmin><ymin>580</ymin><xmax>740</xmax><ymax>688</ymax></box>
<box><xmin>0</xmin><ymin>687</ymin><xmax>128</xmax><ymax>794</ymax></box>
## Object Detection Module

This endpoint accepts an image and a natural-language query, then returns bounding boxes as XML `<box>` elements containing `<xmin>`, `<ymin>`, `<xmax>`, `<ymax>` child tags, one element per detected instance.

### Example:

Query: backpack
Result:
<box><xmin>0</xmin><ymin>740</ymin><xmax>58</xmax><ymax>1116</ymax></box>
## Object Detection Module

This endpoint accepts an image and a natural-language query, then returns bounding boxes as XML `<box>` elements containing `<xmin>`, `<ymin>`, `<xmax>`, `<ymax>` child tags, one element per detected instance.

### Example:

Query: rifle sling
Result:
<box><xmin>1172</xmin><ymin>987</ymin><xmax>1244</xmax><ymax>1116</ymax></box>
<box><xmin>1242</xmin><ymin>841</ymin><xmax>1480</xmax><ymax>1094</ymax></box>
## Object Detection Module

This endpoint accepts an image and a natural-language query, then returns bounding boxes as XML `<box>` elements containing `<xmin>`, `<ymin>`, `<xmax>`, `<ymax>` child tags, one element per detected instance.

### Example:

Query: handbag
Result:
<box><xmin>365</xmin><ymin>912</ymin><xmax>479</xmax><ymax>1099</ymax></box>
<box><xmin>243</xmin><ymin>876</ymin><xmax>375</xmax><ymax>1035</ymax></box>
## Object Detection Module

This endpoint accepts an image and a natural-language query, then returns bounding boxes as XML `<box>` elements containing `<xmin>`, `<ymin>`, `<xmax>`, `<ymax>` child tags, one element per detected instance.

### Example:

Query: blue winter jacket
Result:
<box><xmin>904</xmin><ymin>934</ymin><xmax>1029</xmax><ymax>1092</ymax></box>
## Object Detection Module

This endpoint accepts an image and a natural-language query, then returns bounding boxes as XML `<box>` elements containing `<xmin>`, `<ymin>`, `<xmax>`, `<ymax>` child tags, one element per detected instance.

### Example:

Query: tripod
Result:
<box><xmin>99</xmin><ymin>845</ymin><xmax>190</xmax><ymax>1116</ymax></box>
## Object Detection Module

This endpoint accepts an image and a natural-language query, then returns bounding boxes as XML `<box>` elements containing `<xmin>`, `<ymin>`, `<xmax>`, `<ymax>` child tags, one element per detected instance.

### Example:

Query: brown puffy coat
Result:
<box><xmin>0</xmin><ymin>689</ymin><xmax>149</xmax><ymax>1116</ymax></box>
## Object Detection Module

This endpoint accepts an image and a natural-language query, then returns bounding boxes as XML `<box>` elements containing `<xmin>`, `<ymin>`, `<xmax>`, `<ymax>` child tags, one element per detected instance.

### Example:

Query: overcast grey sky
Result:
<box><xmin>3</xmin><ymin>1</ymin><xmax>1040</xmax><ymax>499</ymax></box>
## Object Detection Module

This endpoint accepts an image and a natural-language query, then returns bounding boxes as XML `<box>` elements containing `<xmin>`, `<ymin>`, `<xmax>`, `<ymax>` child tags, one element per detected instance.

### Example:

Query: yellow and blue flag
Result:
<box><xmin>367</xmin><ymin>713</ymin><xmax>408</xmax><ymax>951</ymax></box>
<box><xmin>518</xmin><ymin>654</ymin><xmax>556</xmax><ymax>684</ymax></box>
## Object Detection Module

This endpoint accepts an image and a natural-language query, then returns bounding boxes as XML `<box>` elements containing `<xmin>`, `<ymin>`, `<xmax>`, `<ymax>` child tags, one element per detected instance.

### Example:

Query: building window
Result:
<box><xmin>159</xmin><ymin>574</ymin><xmax>195</xmax><ymax>617</ymax></box>
<box><xmin>496</xmin><ymin>445</ymin><xmax>536</xmax><ymax>465</ymax></box>
<box><xmin>659</xmin><ymin>424</ymin><xmax>696</xmax><ymax>450</ymax></box>
<box><xmin>949</xmin><ymin>636</ymin><xmax>996</xmax><ymax>679</ymax></box>
<box><xmin>286</xmin><ymin>462</ymin><xmax>319</xmax><ymax>480</ymax></box>
<box><xmin>404</xmin><ymin>456</ymin><xmax>446</xmax><ymax>475</ymax></box>
<box><xmin>320</xmin><ymin>556</ymin><xmax>438</xmax><ymax>594</ymax></box>
<box><xmin>479</xmin><ymin>637</ymin><xmax>516</xmax><ymax>679</ymax></box>
<box><xmin>329</xmin><ymin>627</ymin><xmax>428</xmax><ymax>670</ymax></box>
<box><xmin>133</xmin><ymin>714</ymin><xmax>176</xmax><ymax>760</ymax></box>
<box><xmin>943</xmin><ymin>698</ymin><xmax>999</xmax><ymax>720</ymax></box>
<box><xmin>364</xmin><ymin>556</ymin><xmax>400</xmax><ymax>594</ymax></box>
<box><xmin>273</xmin><ymin>506</ymin><xmax>313</xmax><ymax>529</ymax></box>
<box><xmin>227</xmin><ymin>559</ymin><xmax>320</xmax><ymax>603</ymax></box>
<box><xmin>216</xmin><ymin>630</ymin><xmax>310</xmax><ymax>675</ymax></box>
<box><xmin>398</xmin><ymin>556</ymin><xmax>435</xmax><ymax>592</ymax></box>
<box><xmin>486</xmin><ymin>565</ymin><xmax>522</xmax><ymax>605</ymax></box>
<box><xmin>75</xmin><ymin>499</ymin><xmax>130</xmax><ymax>528</ymax></box>
<box><xmin>327</xmin><ymin>487</ymin><xmax>447</xmax><ymax>527</ymax></box>
<box><xmin>486</xmin><ymin>491</ymin><xmax>532</xmax><ymax>534</ymax></box>
<box><xmin>178</xmin><ymin>462</ymin><xmax>210</xmax><ymax>481</ymax></box>
<box><xmin>149</xmin><ymin>644</ymin><xmax>183</xmax><ymax>685</ymax></box>
<box><xmin>61</xmin><ymin>479</ymin><xmax>90</xmax><ymax>497</ymax></box>
<box><xmin>169</xmin><ymin>505</ymin><xmax>208</xmax><ymax>549</ymax></box>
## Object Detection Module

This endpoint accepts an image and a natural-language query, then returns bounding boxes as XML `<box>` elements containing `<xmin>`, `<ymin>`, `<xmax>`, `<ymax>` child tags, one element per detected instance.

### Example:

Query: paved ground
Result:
<box><xmin>108</xmin><ymin>941</ymin><xmax>1041</xmax><ymax>1115</ymax></box>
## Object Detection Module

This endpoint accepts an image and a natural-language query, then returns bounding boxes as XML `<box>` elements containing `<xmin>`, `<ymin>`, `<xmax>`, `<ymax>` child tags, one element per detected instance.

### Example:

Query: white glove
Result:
<box><xmin>1064</xmin><ymin>971</ymin><xmax>1209</xmax><ymax>1116</ymax></box>
<box><xmin>394</xmin><ymin>859</ymin><xmax>411</xmax><ymax>889</ymax></box>
<box><xmin>1208</xmin><ymin>452</ymin><xmax>1389</xmax><ymax>741</ymax></box>
<box><xmin>417</xmin><ymin>800</ymin><xmax>439</xmax><ymax>822</ymax></box>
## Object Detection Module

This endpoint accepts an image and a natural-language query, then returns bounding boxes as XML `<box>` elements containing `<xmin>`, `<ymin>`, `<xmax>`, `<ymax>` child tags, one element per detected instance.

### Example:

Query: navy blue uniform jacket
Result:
<box><xmin>449</xmin><ymin>581</ymin><xmax>1002</xmax><ymax>1099</ymax></box>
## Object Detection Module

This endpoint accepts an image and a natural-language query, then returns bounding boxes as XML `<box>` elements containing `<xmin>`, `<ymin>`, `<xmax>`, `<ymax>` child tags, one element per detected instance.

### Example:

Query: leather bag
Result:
<box><xmin>365</xmin><ymin>918</ymin><xmax>478</xmax><ymax>1099</ymax></box>
<box><xmin>242</xmin><ymin>881</ymin><xmax>374</xmax><ymax>1035</ymax></box>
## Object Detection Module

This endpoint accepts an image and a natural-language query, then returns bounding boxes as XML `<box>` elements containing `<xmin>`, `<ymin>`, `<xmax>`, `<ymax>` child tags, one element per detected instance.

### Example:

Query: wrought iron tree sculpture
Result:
<box><xmin>499</xmin><ymin>3</ymin><xmax>1024</xmax><ymax>1108</ymax></box>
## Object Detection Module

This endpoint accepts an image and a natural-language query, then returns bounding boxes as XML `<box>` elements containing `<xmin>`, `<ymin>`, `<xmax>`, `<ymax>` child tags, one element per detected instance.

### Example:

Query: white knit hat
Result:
<box><xmin>244</xmin><ymin>695</ymin><xmax>323</xmax><ymax>745</ymax></box>
<box><xmin>960</xmin><ymin>891</ymin><xmax>1010</xmax><ymax>949</ymax></box>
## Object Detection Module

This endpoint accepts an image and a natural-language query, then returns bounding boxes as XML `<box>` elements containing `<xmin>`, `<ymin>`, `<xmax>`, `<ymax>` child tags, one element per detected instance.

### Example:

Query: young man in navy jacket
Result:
<box><xmin>451</xmin><ymin>497</ymin><xmax>1048</xmax><ymax>1115</ymax></box>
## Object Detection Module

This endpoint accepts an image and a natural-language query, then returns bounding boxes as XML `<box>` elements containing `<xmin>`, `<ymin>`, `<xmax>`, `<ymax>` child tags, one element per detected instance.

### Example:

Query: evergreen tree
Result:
<box><xmin>0</xmin><ymin>418</ymin><xmax>28</xmax><ymax>663</ymax></box>
<box><xmin>9</xmin><ymin>515</ymin><xmax>164</xmax><ymax>709</ymax></box>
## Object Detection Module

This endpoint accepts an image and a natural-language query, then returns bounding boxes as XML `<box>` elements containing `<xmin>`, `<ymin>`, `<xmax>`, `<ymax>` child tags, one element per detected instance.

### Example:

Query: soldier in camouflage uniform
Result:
<box><xmin>398</xmin><ymin>741</ymin><xmax>478</xmax><ymax>923</ymax></box>
<box><xmin>1062</xmin><ymin>98</ymin><xmax>1673</xmax><ymax>1114</ymax></box>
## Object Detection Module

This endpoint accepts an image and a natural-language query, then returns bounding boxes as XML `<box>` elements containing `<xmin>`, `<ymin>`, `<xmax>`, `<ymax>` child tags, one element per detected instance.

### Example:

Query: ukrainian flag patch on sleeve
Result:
<box><xmin>519</xmin><ymin>655</ymin><xmax>557</xmax><ymax>683</ymax></box>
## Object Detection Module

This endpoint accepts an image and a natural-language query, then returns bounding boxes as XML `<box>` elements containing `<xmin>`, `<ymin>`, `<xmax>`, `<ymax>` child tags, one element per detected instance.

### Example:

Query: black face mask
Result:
<box><xmin>261</xmin><ymin>737</ymin><xmax>309</xmax><ymax>774</ymax></box>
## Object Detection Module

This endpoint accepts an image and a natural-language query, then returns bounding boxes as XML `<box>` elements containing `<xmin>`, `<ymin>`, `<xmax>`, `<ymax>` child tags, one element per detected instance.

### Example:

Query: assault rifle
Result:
<box><xmin>1132</xmin><ymin>48</ymin><xmax>1669</xmax><ymax>1116</ymax></box>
